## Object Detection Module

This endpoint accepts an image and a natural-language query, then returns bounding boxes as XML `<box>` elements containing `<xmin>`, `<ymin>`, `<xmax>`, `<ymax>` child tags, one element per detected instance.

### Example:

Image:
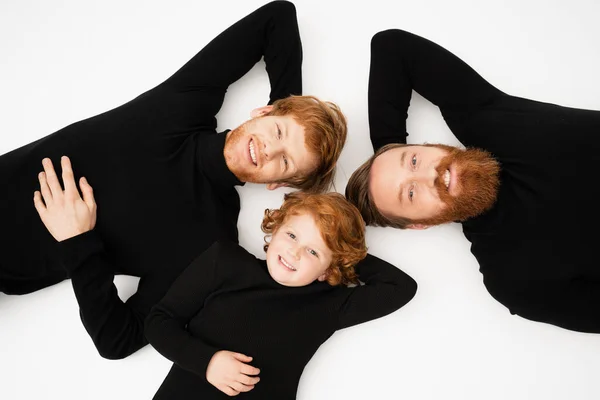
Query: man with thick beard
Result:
<box><xmin>0</xmin><ymin>1</ymin><xmax>355</xmax><ymax>359</ymax></box>
<box><xmin>346</xmin><ymin>29</ymin><xmax>600</xmax><ymax>333</ymax></box>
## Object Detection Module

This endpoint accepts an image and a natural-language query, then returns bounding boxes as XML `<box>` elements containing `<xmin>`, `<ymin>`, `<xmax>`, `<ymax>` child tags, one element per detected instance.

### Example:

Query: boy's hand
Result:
<box><xmin>206</xmin><ymin>350</ymin><xmax>260</xmax><ymax>396</ymax></box>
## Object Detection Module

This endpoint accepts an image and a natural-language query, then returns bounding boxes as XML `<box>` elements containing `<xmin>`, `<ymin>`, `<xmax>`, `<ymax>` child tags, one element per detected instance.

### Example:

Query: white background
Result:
<box><xmin>1</xmin><ymin>0</ymin><xmax>599</xmax><ymax>399</ymax></box>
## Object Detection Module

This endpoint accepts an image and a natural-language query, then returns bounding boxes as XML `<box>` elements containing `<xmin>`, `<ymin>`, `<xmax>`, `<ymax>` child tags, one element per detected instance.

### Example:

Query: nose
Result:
<box><xmin>287</xmin><ymin>245</ymin><xmax>301</xmax><ymax>261</ymax></box>
<box><xmin>414</xmin><ymin>166</ymin><xmax>438</xmax><ymax>188</ymax></box>
<box><xmin>263</xmin><ymin>137</ymin><xmax>283</xmax><ymax>161</ymax></box>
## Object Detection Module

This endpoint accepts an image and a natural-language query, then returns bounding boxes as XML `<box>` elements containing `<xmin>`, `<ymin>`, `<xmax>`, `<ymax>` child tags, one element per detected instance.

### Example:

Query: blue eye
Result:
<box><xmin>308</xmin><ymin>249</ymin><xmax>318</xmax><ymax>257</ymax></box>
<box><xmin>411</xmin><ymin>155</ymin><xmax>417</xmax><ymax>167</ymax></box>
<box><xmin>283</xmin><ymin>155</ymin><xmax>288</xmax><ymax>168</ymax></box>
<box><xmin>287</xmin><ymin>232</ymin><xmax>296</xmax><ymax>240</ymax></box>
<box><xmin>409</xmin><ymin>186</ymin><xmax>414</xmax><ymax>201</ymax></box>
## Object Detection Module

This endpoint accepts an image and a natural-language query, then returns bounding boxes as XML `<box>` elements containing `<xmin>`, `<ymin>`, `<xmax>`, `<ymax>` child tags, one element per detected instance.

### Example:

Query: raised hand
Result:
<box><xmin>33</xmin><ymin>156</ymin><xmax>97</xmax><ymax>242</ymax></box>
<box><xmin>206</xmin><ymin>350</ymin><xmax>260</xmax><ymax>396</ymax></box>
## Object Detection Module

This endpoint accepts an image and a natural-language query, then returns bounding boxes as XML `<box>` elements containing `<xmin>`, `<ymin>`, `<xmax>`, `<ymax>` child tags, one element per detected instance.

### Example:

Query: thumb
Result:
<box><xmin>79</xmin><ymin>177</ymin><xmax>95</xmax><ymax>209</ymax></box>
<box><xmin>232</xmin><ymin>352</ymin><xmax>252</xmax><ymax>363</ymax></box>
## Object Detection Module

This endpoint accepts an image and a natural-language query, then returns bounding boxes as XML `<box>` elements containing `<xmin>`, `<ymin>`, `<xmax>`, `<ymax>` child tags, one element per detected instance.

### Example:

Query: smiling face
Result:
<box><xmin>265</xmin><ymin>213</ymin><xmax>333</xmax><ymax>287</ymax></box>
<box><xmin>368</xmin><ymin>144</ymin><xmax>500</xmax><ymax>227</ymax></box>
<box><xmin>224</xmin><ymin>113</ymin><xmax>318</xmax><ymax>189</ymax></box>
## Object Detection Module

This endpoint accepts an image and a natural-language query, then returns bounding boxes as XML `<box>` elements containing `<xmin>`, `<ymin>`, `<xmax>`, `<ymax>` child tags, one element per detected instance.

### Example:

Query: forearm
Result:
<box><xmin>368</xmin><ymin>31</ymin><xmax>411</xmax><ymax>150</ymax></box>
<box><xmin>355</xmin><ymin>254</ymin><xmax>416</xmax><ymax>285</ymax></box>
<box><xmin>368</xmin><ymin>29</ymin><xmax>502</xmax><ymax>151</ymax></box>
<box><xmin>144</xmin><ymin>241</ymin><xmax>223</xmax><ymax>378</ymax></box>
<box><xmin>164</xmin><ymin>1</ymin><xmax>301</xmax><ymax>103</ymax></box>
<box><xmin>338</xmin><ymin>254</ymin><xmax>417</xmax><ymax>329</ymax></box>
<box><xmin>262</xmin><ymin>1</ymin><xmax>302</xmax><ymax>103</ymax></box>
<box><xmin>145</xmin><ymin>306</ymin><xmax>220</xmax><ymax>380</ymax></box>
<box><xmin>507</xmin><ymin>280</ymin><xmax>600</xmax><ymax>334</ymax></box>
<box><xmin>60</xmin><ymin>231</ymin><xmax>148</xmax><ymax>359</ymax></box>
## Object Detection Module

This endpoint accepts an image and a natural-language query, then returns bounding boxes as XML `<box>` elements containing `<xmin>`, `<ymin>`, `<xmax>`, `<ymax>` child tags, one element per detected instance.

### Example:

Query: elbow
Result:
<box><xmin>408</xmin><ymin>275</ymin><xmax>418</xmax><ymax>298</ymax></box>
<box><xmin>95</xmin><ymin>343</ymin><xmax>135</xmax><ymax>360</ymax></box>
<box><xmin>403</xmin><ymin>275</ymin><xmax>418</xmax><ymax>304</ymax></box>
<box><xmin>371</xmin><ymin>29</ymin><xmax>412</xmax><ymax>52</ymax></box>
<box><xmin>90</xmin><ymin>323</ymin><xmax>148</xmax><ymax>360</ymax></box>
<box><xmin>265</xmin><ymin>0</ymin><xmax>297</xmax><ymax>19</ymax></box>
<box><xmin>380</xmin><ymin>278</ymin><xmax>418</xmax><ymax>319</ymax></box>
<box><xmin>78</xmin><ymin>307</ymin><xmax>148</xmax><ymax>360</ymax></box>
<box><xmin>393</xmin><ymin>275</ymin><xmax>418</xmax><ymax>310</ymax></box>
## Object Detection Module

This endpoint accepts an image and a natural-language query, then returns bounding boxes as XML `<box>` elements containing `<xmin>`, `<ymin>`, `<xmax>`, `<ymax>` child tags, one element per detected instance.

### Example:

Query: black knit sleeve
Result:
<box><xmin>59</xmin><ymin>230</ymin><xmax>150</xmax><ymax>360</ymax></box>
<box><xmin>336</xmin><ymin>253</ymin><xmax>417</xmax><ymax>330</ymax></box>
<box><xmin>484</xmin><ymin>276</ymin><xmax>600</xmax><ymax>334</ymax></box>
<box><xmin>162</xmin><ymin>0</ymin><xmax>302</xmax><ymax>128</ymax></box>
<box><xmin>144</xmin><ymin>242</ymin><xmax>224</xmax><ymax>380</ymax></box>
<box><xmin>368</xmin><ymin>29</ymin><xmax>502</xmax><ymax>151</ymax></box>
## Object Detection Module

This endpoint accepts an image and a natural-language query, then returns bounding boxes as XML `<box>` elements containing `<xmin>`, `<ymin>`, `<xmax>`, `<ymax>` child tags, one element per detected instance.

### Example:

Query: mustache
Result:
<box><xmin>414</xmin><ymin>146</ymin><xmax>500</xmax><ymax>226</ymax></box>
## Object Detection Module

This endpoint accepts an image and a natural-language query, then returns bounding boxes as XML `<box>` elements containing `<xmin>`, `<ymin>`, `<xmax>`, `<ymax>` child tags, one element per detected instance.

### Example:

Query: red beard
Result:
<box><xmin>223</xmin><ymin>122</ymin><xmax>261</xmax><ymax>183</ymax></box>
<box><xmin>414</xmin><ymin>144</ymin><xmax>500</xmax><ymax>226</ymax></box>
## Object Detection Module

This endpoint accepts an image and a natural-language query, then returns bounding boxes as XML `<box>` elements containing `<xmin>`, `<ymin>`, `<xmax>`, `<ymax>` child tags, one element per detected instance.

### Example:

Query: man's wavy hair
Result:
<box><xmin>268</xmin><ymin>95</ymin><xmax>347</xmax><ymax>194</ymax></box>
<box><xmin>261</xmin><ymin>191</ymin><xmax>367</xmax><ymax>286</ymax></box>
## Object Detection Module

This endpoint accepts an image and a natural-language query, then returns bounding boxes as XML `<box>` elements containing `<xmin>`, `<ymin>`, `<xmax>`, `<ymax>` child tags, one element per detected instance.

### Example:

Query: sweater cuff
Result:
<box><xmin>185</xmin><ymin>342</ymin><xmax>222</xmax><ymax>382</ymax></box>
<box><xmin>58</xmin><ymin>230</ymin><xmax>104</xmax><ymax>275</ymax></box>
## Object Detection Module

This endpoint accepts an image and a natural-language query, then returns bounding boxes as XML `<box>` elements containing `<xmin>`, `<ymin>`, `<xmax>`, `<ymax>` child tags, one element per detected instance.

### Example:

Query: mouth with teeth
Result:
<box><xmin>249</xmin><ymin>139</ymin><xmax>258</xmax><ymax>166</ymax></box>
<box><xmin>440</xmin><ymin>165</ymin><xmax>459</xmax><ymax>195</ymax></box>
<box><xmin>279</xmin><ymin>255</ymin><xmax>297</xmax><ymax>272</ymax></box>
<box><xmin>443</xmin><ymin>169</ymin><xmax>451</xmax><ymax>189</ymax></box>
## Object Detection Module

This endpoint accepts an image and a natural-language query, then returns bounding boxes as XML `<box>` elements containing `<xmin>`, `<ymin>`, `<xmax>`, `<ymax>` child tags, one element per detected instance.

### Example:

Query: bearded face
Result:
<box><xmin>223</xmin><ymin>114</ymin><xmax>317</xmax><ymax>186</ymax></box>
<box><xmin>368</xmin><ymin>144</ymin><xmax>500</xmax><ymax>227</ymax></box>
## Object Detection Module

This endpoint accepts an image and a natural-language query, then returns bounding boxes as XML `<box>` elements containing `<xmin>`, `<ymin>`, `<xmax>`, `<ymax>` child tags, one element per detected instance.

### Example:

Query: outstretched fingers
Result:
<box><xmin>61</xmin><ymin>156</ymin><xmax>79</xmax><ymax>200</ymax></box>
<box><xmin>42</xmin><ymin>158</ymin><xmax>63</xmax><ymax>200</ymax></box>
<box><xmin>33</xmin><ymin>190</ymin><xmax>46</xmax><ymax>215</ymax></box>
<box><xmin>79</xmin><ymin>176</ymin><xmax>96</xmax><ymax>225</ymax></box>
<box><xmin>79</xmin><ymin>177</ymin><xmax>94</xmax><ymax>206</ymax></box>
<box><xmin>38</xmin><ymin>171</ymin><xmax>53</xmax><ymax>206</ymax></box>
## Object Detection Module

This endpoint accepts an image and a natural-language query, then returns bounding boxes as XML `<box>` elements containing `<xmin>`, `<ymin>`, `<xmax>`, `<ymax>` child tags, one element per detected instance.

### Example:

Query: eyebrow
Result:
<box><xmin>398</xmin><ymin>185</ymin><xmax>405</xmax><ymax>205</ymax></box>
<box><xmin>283</xmin><ymin>224</ymin><xmax>325</xmax><ymax>254</ymax></box>
<box><xmin>283</xmin><ymin>121</ymin><xmax>296</xmax><ymax>173</ymax></box>
<box><xmin>283</xmin><ymin>223</ymin><xmax>294</xmax><ymax>232</ymax></box>
<box><xmin>397</xmin><ymin>150</ymin><xmax>407</xmax><ymax>205</ymax></box>
<box><xmin>400</xmin><ymin>150</ymin><xmax>407</xmax><ymax>166</ymax></box>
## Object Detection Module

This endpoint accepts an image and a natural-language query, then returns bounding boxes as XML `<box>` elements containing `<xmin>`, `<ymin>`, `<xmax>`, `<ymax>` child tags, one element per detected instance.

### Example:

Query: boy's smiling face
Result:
<box><xmin>265</xmin><ymin>213</ymin><xmax>333</xmax><ymax>287</ymax></box>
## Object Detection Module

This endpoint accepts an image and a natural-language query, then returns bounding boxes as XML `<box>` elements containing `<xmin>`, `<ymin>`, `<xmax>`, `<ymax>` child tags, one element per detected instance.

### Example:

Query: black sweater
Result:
<box><xmin>0</xmin><ymin>1</ymin><xmax>303</xmax><ymax>358</ymax></box>
<box><xmin>145</xmin><ymin>241</ymin><xmax>417</xmax><ymax>399</ymax></box>
<box><xmin>368</xmin><ymin>29</ymin><xmax>600</xmax><ymax>333</ymax></box>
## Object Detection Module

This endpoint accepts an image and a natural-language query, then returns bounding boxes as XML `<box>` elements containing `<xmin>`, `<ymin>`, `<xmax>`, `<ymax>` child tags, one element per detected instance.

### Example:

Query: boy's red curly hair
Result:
<box><xmin>261</xmin><ymin>191</ymin><xmax>367</xmax><ymax>286</ymax></box>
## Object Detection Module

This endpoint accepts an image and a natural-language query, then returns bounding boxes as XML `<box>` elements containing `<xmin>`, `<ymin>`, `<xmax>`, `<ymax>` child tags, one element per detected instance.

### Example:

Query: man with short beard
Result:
<box><xmin>0</xmin><ymin>1</ymin><xmax>353</xmax><ymax>359</ymax></box>
<box><xmin>346</xmin><ymin>29</ymin><xmax>600</xmax><ymax>333</ymax></box>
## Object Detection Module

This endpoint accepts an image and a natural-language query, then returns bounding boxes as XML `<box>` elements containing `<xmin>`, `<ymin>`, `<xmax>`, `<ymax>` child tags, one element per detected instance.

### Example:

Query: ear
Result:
<box><xmin>266</xmin><ymin>182</ymin><xmax>288</xmax><ymax>190</ymax></box>
<box><xmin>250</xmin><ymin>105</ymin><xmax>273</xmax><ymax>118</ymax></box>
<box><xmin>317</xmin><ymin>272</ymin><xmax>329</xmax><ymax>282</ymax></box>
<box><xmin>406</xmin><ymin>223</ymin><xmax>430</xmax><ymax>230</ymax></box>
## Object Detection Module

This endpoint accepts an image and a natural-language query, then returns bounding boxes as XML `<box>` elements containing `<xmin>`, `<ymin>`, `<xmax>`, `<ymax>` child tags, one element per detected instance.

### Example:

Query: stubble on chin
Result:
<box><xmin>224</xmin><ymin>123</ymin><xmax>263</xmax><ymax>183</ymax></box>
